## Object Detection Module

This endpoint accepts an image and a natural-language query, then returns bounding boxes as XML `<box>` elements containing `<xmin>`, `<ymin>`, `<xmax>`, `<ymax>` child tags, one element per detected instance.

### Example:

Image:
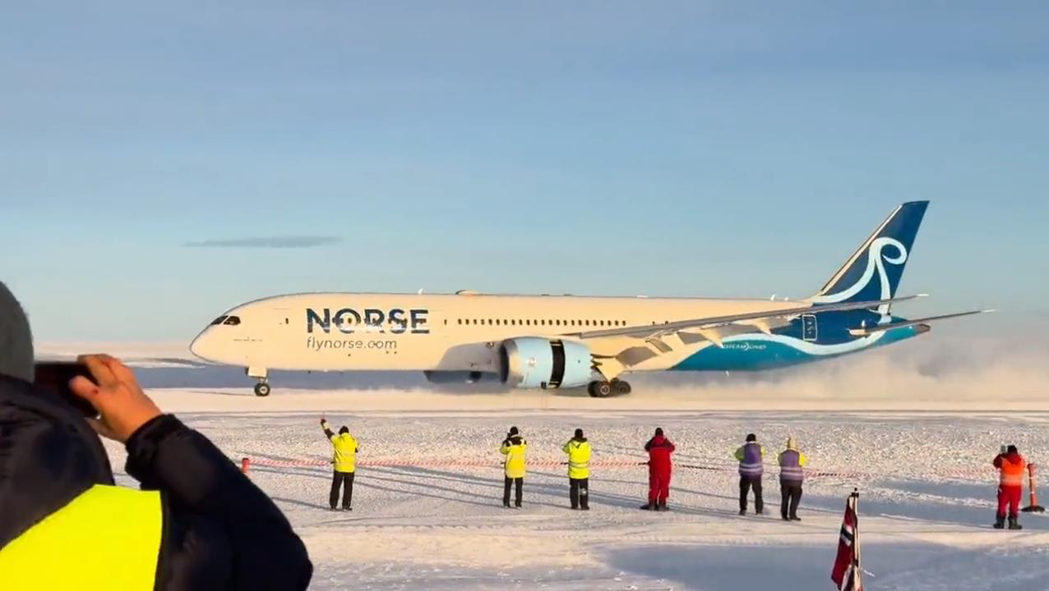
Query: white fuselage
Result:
<box><xmin>189</xmin><ymin>292</ymin><xmax>802</xmax><ymax>375</ymax></box>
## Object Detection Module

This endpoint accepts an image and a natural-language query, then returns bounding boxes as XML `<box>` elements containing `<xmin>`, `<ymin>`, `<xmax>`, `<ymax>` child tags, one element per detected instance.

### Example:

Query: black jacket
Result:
<box><xmin>0</xmin><ymin>375</ymin><xmax>312</xmax><ymax>589</ymax></box>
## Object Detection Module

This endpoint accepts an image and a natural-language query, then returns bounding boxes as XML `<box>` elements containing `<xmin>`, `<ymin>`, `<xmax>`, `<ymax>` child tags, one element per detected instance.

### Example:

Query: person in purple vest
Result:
<box><xmin>777</xmin><ymin>436</ymin><xmax>808</xmax><ymax>521</ymax></box>
<box><xmin>734</xmin><ymin>433</ymin><xmax>764</xmax><ymax>515</ymax></box>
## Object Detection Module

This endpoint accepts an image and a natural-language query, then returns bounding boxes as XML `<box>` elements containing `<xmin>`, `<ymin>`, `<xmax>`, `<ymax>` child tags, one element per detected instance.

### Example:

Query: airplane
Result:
<box><xmin>189</xmin><ymin>201</ymin><xmax>989</xmax><ymax>397</ymax></box>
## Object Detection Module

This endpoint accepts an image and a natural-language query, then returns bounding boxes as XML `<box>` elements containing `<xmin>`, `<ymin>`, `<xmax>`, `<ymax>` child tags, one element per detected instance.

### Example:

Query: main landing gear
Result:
<box><xmin>248</xmin><ymin>366</ymin><xmax>270</xmax><ymax>397</ymax></box>
<box><xmin>587</xmin><ymin>379</ymin><xmax>631</xmax><ymax>398</ymax></box>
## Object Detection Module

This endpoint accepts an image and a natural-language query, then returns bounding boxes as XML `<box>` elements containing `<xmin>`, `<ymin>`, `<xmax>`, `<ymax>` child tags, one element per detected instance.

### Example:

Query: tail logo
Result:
<box><xmin>813</xmin><ymin>236</ymin><xmax>907</xmax><ymax>313</ymax></box>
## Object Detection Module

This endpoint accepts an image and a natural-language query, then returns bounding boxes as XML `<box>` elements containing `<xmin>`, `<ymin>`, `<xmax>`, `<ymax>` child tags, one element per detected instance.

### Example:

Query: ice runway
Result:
<box><xmin>96</xmin><ymin>382</ymin><xmax>1048</xmax><ymax>591</ymax></box>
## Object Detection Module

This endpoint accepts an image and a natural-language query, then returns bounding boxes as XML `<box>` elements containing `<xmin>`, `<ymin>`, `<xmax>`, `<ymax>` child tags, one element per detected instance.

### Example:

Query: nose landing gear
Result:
<box><xmin>247</xmin><ymin>366</ymin><xmax>270</xmax><ymax>397</ymax></box>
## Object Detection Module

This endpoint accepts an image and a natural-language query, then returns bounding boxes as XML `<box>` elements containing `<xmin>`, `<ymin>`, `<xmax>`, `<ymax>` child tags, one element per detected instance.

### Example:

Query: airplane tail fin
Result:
<box><xmin>812</xmin><ymin>201</ymin><xmax>929</xmax><ymax>306</ymax></box>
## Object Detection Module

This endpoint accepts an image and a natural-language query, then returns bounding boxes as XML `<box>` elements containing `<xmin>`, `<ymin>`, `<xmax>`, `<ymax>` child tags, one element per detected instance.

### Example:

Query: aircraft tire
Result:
<box><xmin>588</xmin><ymin>381</ymin><xmax>612</xmax><ymax>398</ymax></box>
<box><xmin>254</xmin><ymin>382</ymin><xmax>271</xmax><ymax>397</ymax></box>
<box><xmin>613</xmin><ymin>380</ymin><xmax>632</xmax><ymax>396</ymax></box>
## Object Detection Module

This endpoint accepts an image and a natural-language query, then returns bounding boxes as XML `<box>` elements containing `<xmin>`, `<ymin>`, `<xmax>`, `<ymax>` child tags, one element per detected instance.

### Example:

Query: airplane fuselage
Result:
<box><xmin>190</xmin><ymin>292</ymin><xmax>922</xmax><ymax>377</ymax></box>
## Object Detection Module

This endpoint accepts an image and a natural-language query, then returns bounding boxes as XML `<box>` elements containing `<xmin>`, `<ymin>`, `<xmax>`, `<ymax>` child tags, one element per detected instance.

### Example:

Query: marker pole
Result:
<box><xmin>1022</xmin><ymin>463</ymin><xmax>1045</xmax><ymax>513</ymax></box>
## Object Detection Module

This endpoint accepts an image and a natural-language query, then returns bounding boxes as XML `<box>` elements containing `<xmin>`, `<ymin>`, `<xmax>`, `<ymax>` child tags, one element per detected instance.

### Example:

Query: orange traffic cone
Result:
<box><xmin>1022</xmin><ymin>463</ymin><xmax>1045</xmax><ymax>513</ymax></box>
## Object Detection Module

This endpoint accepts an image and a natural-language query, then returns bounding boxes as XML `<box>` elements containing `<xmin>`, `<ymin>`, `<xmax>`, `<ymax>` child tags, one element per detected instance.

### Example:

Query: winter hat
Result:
<box><xmin>509</xmin><ymin>426</ymin><xmax>519</xmax><ymax>436</ymax></box>
<box><xmin>1007</xmin><ymin>445</ymin><xmax>1018</xmax><ymax>455</ymax></box>
<box><xmin>654</xmin><ymin>427</ymin><xmax>664</xmax><ymax>437</ymax></box>
<box><xmin>574</xmin><ymin>428</ymin><xmax>584</xmax><ymax>439</ymax></box>
<box><xmin>786</xmin><ymin>437</ymin><xmax>797</xmax><ymax>451</ymax></box>
<box><xmin>746</xmin><ymin>433</ymin><xmax>757</xmax><ymax>442</ymax></box>
<box><xmin>339</xmin><ymin>426</ymin><xmax>349</xmax><ymax>435</ymax></box>
<box><xmin>0</xmin><ymin>281</ymin><xmax>34</xmax><ymax>382</ymax></box>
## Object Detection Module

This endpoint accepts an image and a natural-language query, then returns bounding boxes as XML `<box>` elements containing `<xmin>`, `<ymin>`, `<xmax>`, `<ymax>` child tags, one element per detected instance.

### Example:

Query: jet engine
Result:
<box><xmin>498</xmin><ymin>338</ymin><xmax>593</xmax><ymax>389</ymax></box>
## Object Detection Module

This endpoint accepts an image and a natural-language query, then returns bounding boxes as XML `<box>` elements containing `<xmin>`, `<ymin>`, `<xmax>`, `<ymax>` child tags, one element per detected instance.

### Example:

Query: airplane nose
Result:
<box><xmin>190</xmin><ymin>330</ymin><xmax>219</xmax><ymax>362</ymax></box>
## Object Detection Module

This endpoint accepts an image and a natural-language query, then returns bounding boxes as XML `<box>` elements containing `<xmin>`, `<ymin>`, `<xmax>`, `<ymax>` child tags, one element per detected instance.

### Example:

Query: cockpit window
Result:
<box><xmin>223</xmin><ymin>316</ymin><xmax>241</xmax><ymax>326</ymax></box>
<box><xmin>210</xmin><ymin>316</ymin><xmax>228</xmax><ymax>326</ymax></box>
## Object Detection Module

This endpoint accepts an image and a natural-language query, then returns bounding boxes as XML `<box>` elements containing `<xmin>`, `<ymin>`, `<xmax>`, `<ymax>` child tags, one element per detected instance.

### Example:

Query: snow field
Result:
<box><xmin>102</xmin><ymin>389</ymin><xmax>1049</xmax><ymax>590</ymax></box>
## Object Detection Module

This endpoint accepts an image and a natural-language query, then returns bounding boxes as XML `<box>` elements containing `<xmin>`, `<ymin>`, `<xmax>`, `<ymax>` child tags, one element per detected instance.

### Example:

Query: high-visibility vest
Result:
<box><xmin>778</xmin><ymin>449</ymin><xmax>808</xmax><ymax>484</ymax></box>
<box><xmin>999</xmin><ymin>456</ymin><xmax>1027</xmax><ymax>487</ymax></box>
<box><xmin>0</xmin><ymin>484</ymin><xmax>163</xmax><ymax>590</ymax></box>
<box><xmin>736</xmin><ymin>442</ymin><xmax>764</xmax><ymax>477</ymax></box>
<box><xmin>500</xmin><ymin>439</ymin><xmax>527</xmax><ymax>478</ymax></box>
<box><xmin>330</xmin><ymin>432</ymin><xmax>358</xmax><ymax>473</ymax></box>
<box><xmin>562</xmin><ymin>440</ymin><xmax>591</xmax><ymax>479</ymax></box>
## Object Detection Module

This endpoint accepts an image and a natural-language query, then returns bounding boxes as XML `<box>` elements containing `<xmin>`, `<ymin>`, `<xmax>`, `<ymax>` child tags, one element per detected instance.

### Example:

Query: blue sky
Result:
<box><xmin>1</xmin><ymin>1</ymin><xmax>1047</xmax><ymax>341</ymax></box>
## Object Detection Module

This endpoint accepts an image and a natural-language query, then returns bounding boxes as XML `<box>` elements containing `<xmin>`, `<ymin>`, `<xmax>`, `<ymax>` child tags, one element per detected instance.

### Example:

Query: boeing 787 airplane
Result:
<box><xmin>190</xmin><ymin>201</ymin><xmax>988</xmax><ymax>397</ymax></box>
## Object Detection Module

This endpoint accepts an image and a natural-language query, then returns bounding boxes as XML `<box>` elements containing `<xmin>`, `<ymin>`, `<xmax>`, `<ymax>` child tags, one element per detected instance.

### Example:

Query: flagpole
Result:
<box><xmin>853</xmin><ymin>490</ymin><xmax>863</xmax><ymax>591</ymax></box>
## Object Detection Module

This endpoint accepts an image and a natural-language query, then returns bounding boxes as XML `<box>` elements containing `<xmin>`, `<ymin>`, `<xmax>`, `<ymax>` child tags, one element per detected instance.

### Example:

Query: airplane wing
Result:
<box><xmin>568</xmin><ymin>294</ymin><xmax>922</xmax><ymax>380</ymax></box>
<box><xmin>571</xmin><ymin>295</ymin><xmax>923</xmax><ymax>341</ymax></box>
<box><xmin>847</xmin><ymin>309</ymin><xmax>993</xmax><ymax>336</ymax></box>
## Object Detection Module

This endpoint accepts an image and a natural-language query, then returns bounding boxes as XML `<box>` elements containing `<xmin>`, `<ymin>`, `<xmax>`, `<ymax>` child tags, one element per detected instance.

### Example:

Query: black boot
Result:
<box><xmin>640</xmin><ymin>502</ymin><xmax>654</xmax><ymax>510</ymax></box>
<box><xmin>656</xmin><ymin>502</ymin><xmax>669</xmax><ymax>512</ymax></box>
<box><xmin>993</xmin><ymin>515</ymin><xmax>1005</xmax><ymax>529</ymax></box>
<box><xmin>1008</xmin><ymin>516</ymin><xmax>1023</xmax><ymax>530</ymax></box>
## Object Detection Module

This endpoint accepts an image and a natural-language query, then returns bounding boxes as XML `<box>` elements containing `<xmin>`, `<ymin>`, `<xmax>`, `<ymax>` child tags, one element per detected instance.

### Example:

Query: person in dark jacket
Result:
<box><xmin>641</xmin><ymin>428</ymin><xmax>675</xmax><ymax>511</ymax></box>
<box><xmin>735</xmin><ymin>433</ymin><xmax>764</xmax><ymax>515</ymax></box>
<box><xmin>0</xmin><ymin>282</ymin><xmax>312</xmax><ymax>590</ymax></box>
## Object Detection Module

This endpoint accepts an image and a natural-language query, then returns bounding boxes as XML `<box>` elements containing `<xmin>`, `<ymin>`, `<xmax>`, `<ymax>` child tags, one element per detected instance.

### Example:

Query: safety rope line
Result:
<box><xmin>239</xmin><ymin>456</ymin><xmax>999</xmax><ymax>481</ymax></box>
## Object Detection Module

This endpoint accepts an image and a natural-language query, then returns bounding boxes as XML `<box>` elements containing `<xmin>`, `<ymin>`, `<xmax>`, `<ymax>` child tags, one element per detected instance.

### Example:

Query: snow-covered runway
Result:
<box><xmin>99</xmin><ymin>385</ymin><xmax>1049</xmax><ymax>591</ymax></box>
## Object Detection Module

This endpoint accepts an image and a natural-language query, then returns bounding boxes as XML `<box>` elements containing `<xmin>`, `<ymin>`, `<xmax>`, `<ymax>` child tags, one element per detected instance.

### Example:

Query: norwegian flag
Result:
<box><xmin>831</xmin><ymin>491</ymin><xmax>864</xmax><ymax>591</ymax></box>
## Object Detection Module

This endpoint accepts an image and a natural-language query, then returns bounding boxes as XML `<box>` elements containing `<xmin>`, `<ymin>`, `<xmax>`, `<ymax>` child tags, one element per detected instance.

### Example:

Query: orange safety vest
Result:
<box><xmin>999</xmin><ymin>455</ymin><xmax>1027</xmax><ymax>487</ymax></box>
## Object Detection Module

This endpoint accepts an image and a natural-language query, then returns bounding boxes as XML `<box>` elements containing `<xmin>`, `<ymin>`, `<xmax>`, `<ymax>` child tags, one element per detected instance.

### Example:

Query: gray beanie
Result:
<box><xmin>0</xmin><ymin>281</ymin><xmax>34</xmax><ymax>382</ymax></box>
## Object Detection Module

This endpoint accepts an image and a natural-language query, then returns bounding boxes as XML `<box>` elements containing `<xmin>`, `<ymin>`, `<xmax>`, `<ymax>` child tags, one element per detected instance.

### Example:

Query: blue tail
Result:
<box><xmin>812</xmin><ymin>201</ymin><xmax>928</xmax><ymax>305</ymax></box>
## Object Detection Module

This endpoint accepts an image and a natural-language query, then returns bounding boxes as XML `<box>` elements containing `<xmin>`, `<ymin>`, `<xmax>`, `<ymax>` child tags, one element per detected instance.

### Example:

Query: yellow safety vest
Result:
<box><xmin>0</xmin><ymin>484</ymin><xmax>163</xmax><ymax>590</ymax></box>
<box><xmin>331</xmin><ymin>433</ymin><xmax>358</xmax><ymax>473</ymax></box>
<box><xmin>562</xmin><ymin>440</ymin><xmax>591</xmax><ymax>479</ymax></box>
<box><xmin>500</xmin><ymin>440</ymin><xmax>527</xmax><ymax>478</ymax></box>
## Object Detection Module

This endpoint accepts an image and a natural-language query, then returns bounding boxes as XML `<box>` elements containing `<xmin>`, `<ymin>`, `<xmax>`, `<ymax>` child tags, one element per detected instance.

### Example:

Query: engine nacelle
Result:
<box><xmin>499</xmin><ymin>338</ymin><xmax>593</xmax><ymax>389</ymax></box>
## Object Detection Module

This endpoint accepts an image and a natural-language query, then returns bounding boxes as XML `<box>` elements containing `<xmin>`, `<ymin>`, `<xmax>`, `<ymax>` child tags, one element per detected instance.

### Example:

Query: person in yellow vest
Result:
<box><xmin>0</xmin><ymin>280</ymin><xmax>311</xmax><ymax>590</ymax></box>
<box><xmin>500</xmin><ymin>426</ymin><xmax>527</xmax><ymax>508</ymax></box>
<box><xmin>562</xmin><ymin>428</ymin><xmax>591</xmax><ymax>510</ymax></box>
<box><xmin>321</xmin><ymin>416</ymin><xmax>358</xmax><ymax>511</ymax></box>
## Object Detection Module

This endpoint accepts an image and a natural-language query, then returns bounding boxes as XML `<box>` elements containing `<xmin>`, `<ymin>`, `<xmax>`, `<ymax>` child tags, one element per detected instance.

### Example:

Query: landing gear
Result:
<box><xmin>247</xmin><ymin>366</ymin><xmax>270</xmax><ymax>397</ymax></box>
<box><xmin>587</xmin><ymin>381</ymin><xmax>612</xmax><ymax>398</ymax></box>
<box><xmin>587</xmin><ymin>379</ymin><xmax>631</xmax><ymax>398</ymax></box>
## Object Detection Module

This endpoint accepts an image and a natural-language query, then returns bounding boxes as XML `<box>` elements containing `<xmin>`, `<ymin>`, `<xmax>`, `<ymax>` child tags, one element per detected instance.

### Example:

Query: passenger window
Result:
<box><xmin>223</xmin><ymin>316</ymin><xmax>241</xmax><ymax>326</ymax></box>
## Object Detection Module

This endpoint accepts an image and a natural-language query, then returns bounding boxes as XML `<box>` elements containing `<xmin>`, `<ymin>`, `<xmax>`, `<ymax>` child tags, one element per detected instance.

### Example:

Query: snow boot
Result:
<box><xmin>739</xmin><ymin>509</ymin><xmax>746</xmax><ymax>516</ymax></box>
<box><xmin>656</xmin><ymin>503</ymin><xmax>669</xmax><ymax>512</ymax></box>
<box><xmin>640</xmin><ymin>502</ymin><xmax>654</xmax><ymax>511</ymax></box>
<box><xmin>790</xmin><ymin>516</ymin><xmax>801</xmax><ymax>522</ymax></box>
<box><xmin>993</xmin><ymin>515</ymin><xmax>1005</xmax><ymax>529</ymax></box>
<box><xmin>1008</xmin><ymin>517</ymin><xmax>1023</xmax><ymax>530</ymax></box>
